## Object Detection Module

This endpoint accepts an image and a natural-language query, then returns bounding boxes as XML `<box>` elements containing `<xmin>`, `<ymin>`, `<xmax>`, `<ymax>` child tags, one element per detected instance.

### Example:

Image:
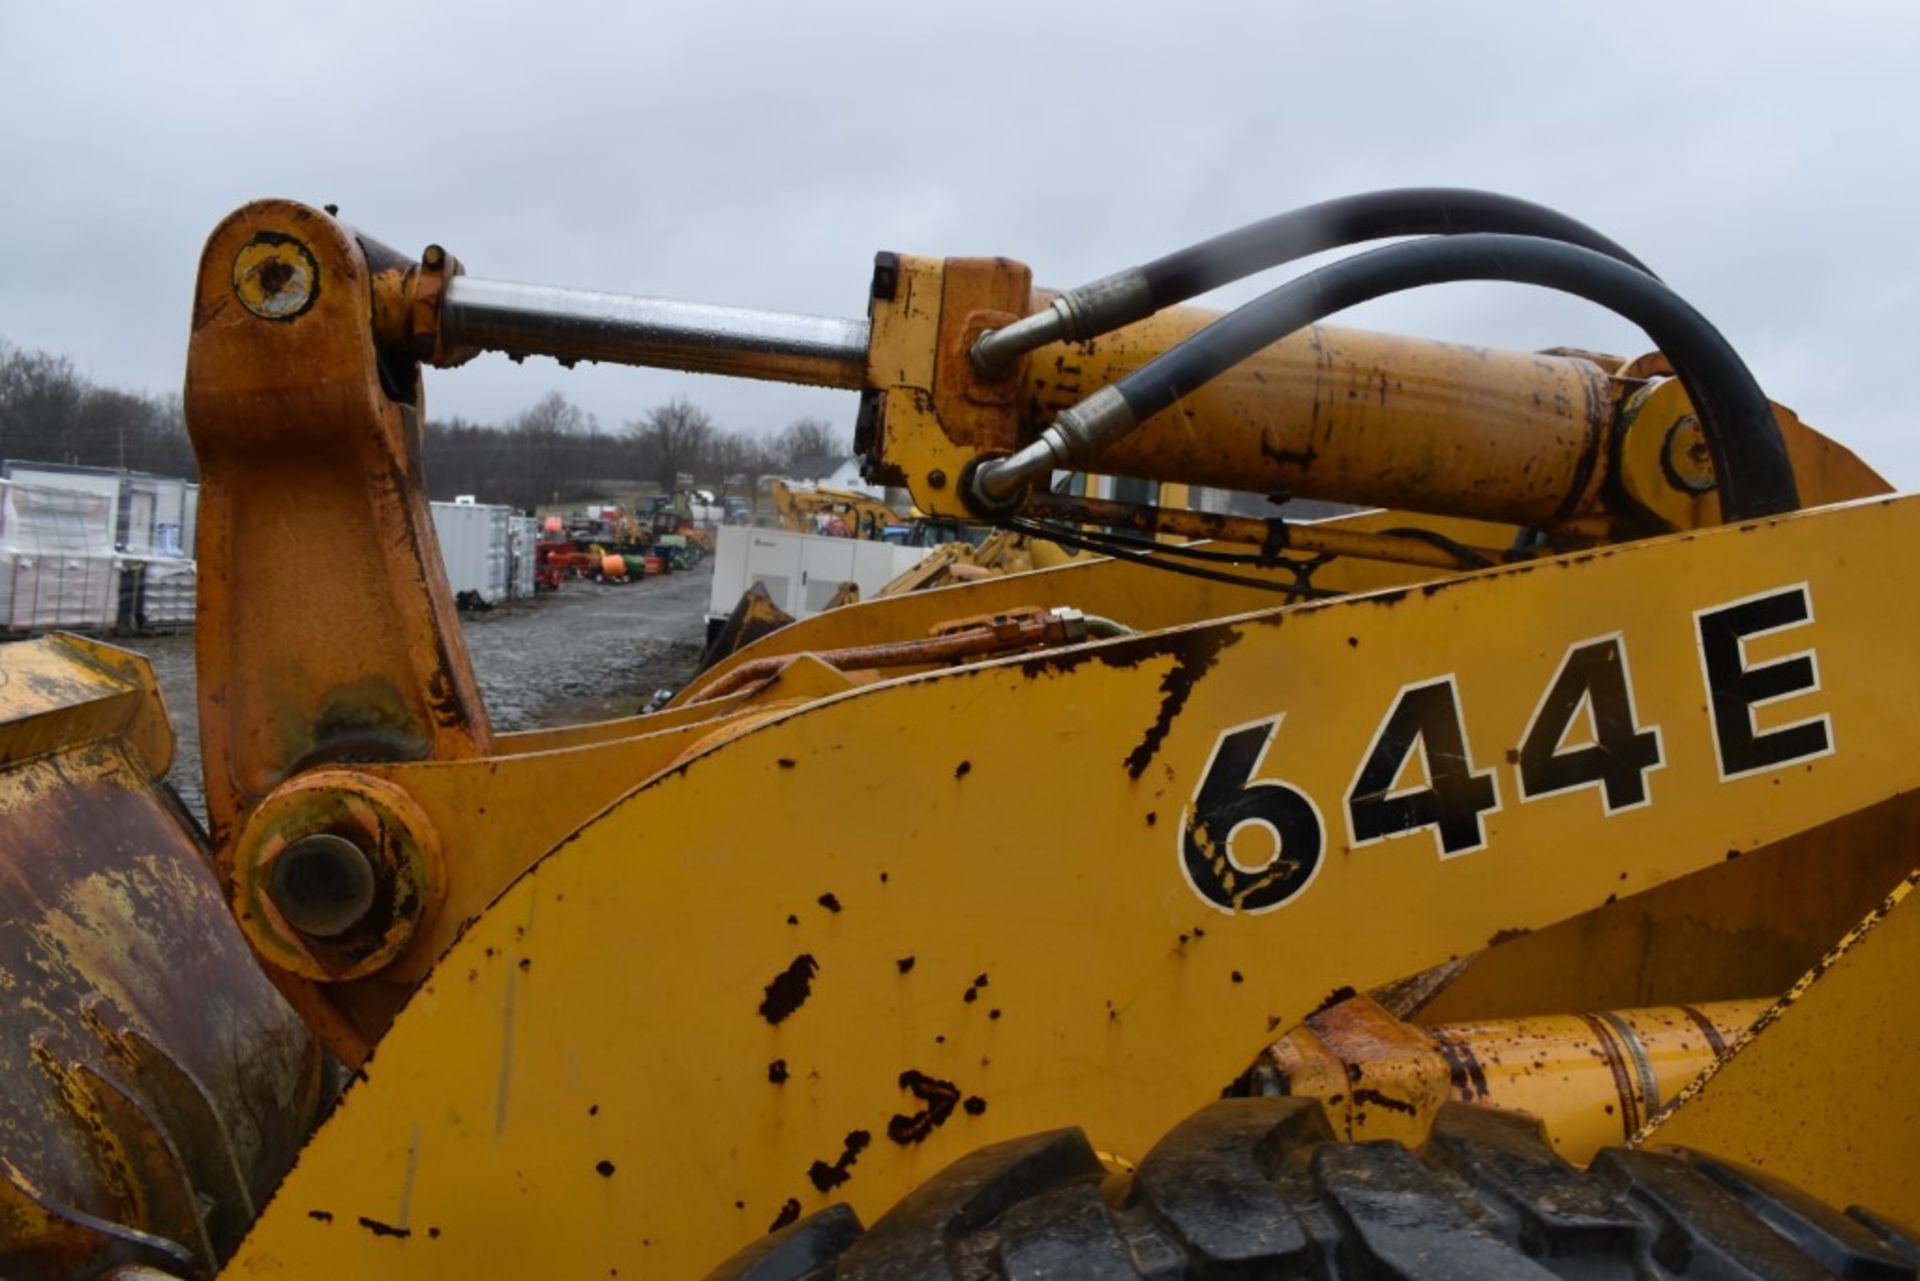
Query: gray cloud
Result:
<box><xmin>4</xmin><ymin>2</ymin><xmax>1916</xmax><ymax>481</ymax></box>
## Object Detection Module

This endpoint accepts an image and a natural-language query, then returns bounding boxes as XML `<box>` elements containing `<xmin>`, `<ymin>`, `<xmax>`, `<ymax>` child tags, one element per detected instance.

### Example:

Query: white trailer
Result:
<box><xmin>708</xmin><ymin>525</ymin><xmax>924</xmax><ymax>625</ymax></box>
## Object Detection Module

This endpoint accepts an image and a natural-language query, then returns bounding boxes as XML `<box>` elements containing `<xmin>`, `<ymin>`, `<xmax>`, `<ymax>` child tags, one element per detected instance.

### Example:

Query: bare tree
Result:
<box><xmin>772</xmin><ymin>416</ymin><xmax>846</xmax><ymax>467</ymax></box>
<box><xmin>510</xmin><ymin>391</ymin><xmax>588</xmax><ymax>505</ymax></box>
<box><xmin>515</xmin><ymin>390</ymin><xmax>586</xmax><ymax>439</ymax></box>
<box><xmin>626</xmin><ymin>397</ymin><xmax>717</xmax><ymax>489</ymax></box>
<box><xmin>708</xmin><ymin>428</ymin><xmax>770</xmax><ymax>482</ymax></box>
<box><xmin>0</xmin><ymin>343</ymin><xmax>86</xmax><ymax>463</ymax></box>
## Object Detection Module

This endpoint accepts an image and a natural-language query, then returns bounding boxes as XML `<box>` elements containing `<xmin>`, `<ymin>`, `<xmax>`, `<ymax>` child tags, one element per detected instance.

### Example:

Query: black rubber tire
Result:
<box><xmin>708</xmin><ymin>1099</ymin><xmax>1920</xmax><ymax>1280</ymax></box>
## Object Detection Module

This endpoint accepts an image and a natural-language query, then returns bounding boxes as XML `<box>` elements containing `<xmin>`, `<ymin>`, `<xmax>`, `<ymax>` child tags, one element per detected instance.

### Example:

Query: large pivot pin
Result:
<box><xmin>231</xmin><ymin>771</ymin><xmax>444</xmax><ymax>983</ymax></box>
<box><xmin>269</xmin><ymin>833</ymin><xmax>378</xmax><ymax>938</ymax></box>
<box><xmin>232</xmin><ymin>232</ymin><xmax>319</xmax><ymax>321</ymax></box>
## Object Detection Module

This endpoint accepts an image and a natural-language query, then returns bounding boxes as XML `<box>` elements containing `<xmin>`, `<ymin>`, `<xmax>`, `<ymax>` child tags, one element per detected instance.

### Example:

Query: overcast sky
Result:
<box><xmin>4</xmin><ymin>3</ymin><xmax>1918</xmax><ymax>485</ymax></box>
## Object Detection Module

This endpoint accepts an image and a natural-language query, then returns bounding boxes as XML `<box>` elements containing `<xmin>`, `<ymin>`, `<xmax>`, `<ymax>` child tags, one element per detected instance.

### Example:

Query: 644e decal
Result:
<box><xmin>1178</xmin><ymin>584</ymin><xmax>1831</xmax><ymax>914</ymax></box>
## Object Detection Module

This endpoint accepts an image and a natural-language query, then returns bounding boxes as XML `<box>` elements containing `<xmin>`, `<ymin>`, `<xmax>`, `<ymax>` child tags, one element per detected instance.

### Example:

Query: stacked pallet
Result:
<box><xmin>0</xmin><ymin>481</ymin><xmax>119</xmax><ymax>631</ymax></box>
<box><xmin>0</xmin><ymin>465</ymin><xmax>203</xmax><ymax>635</ymax></box>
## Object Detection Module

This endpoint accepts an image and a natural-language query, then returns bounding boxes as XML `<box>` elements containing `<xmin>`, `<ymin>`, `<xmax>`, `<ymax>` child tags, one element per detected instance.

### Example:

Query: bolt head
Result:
<box><xmin>1661</xmin><ymin>416</ymin><xmax>1717</xmax><ymax>494</ymax></box>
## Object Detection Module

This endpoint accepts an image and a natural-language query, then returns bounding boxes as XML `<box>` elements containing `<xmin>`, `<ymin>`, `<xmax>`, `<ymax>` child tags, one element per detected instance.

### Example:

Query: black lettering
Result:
<box><xmin>1518</xmin><ymin>637</ymin><xmax>1663</xmax><ymax>812</ymax></box>
<box><xmin>1348</xmin><ymin>679</ymin><xmax>1499</xmax><ymax>856</ymax></box>
<box><xmin>1182</xmin><ymin>720</ymin><xmax>1323</xmax><ymax>913</ymax></box>
<box><xmin>1696</xmin><ymin>587</ymin><xmax>1831</xmax><ymax>778</ymax></box>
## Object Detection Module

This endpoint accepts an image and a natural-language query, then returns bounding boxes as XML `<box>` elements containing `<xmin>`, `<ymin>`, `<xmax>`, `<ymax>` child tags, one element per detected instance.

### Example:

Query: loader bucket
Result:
<box><xmin>0</xmin><ymin>635</ymin><xmax>324</xmax><ymax>1280</ymax></box>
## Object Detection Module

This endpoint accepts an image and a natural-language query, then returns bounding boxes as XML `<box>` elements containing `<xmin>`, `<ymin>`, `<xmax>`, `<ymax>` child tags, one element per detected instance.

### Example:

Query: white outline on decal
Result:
<box><xmin>1343</xmin><ymin>674</ymin><xmax>1502</xmax><ymax>860</ymax></box>
<box><xmin>1513</xmin><ymin>632</ymin><xmax>1666</xmax><ymax>815</ymax></box>
<box><xmin>1692</xmin><ymin>582</ymin><xmax>1835</xmax><ymax>782</ymax></box>
<box><xmin>1177</xmin><ymin>713</ymin><xmax>1328</xmax><ymax>916</ymax></box>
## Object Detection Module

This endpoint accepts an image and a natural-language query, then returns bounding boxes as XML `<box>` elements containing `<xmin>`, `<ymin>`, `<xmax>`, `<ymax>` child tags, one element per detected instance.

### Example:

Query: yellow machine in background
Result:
<box><xmin>762</xmin><ymin>477</ymin><xmax>904</xmax><ymax>538</ymax></box>
<box><xmin>3</xmin><ymin>189</ymin><xmax>1917</xmax><ymax>1279</ymax></box>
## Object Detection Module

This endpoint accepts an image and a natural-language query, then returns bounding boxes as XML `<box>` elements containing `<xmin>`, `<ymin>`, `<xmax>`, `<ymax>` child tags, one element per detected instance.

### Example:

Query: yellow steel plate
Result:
<box><xmin>225</xmin><ymin>494</ymin><xmax>1919</xmax><ymax>1277</ymax></box>
<box><xmin>1644</xmin><ymin>871</ymin><xmax>1920</xmax><ymax>1219</ymax></box>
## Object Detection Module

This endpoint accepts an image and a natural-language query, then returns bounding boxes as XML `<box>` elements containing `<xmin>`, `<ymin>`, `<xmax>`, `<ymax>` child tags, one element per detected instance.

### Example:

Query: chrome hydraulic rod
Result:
<box><xmin>439</xmin><ymin>276</ymin><xmax>871</xmax><ymax>389</ymax></box>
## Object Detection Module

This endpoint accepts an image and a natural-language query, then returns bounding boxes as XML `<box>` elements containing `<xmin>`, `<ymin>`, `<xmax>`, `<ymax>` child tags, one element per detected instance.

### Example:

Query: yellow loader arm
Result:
<box><xmin>135</xmin><ymin>192</ymin><xmax>1920</xmax><ymax>1278</ymax></box>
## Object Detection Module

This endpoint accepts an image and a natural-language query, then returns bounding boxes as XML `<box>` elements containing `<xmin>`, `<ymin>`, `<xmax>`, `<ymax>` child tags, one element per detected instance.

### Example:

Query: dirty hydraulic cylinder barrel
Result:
<box><xmin>440</xmin><ymin>277</ymin><xmax>870</xmax><ymax>389</ymax></box>
<box><xmin>1020</xmin><ymin>307</ymin><xmax>1619</xmax><ymax>529</ymax></box>
<box><xmin>1266</xmin><ymin>992</ymin><xmax>1766</xmax><ymax>1163</ymax></box>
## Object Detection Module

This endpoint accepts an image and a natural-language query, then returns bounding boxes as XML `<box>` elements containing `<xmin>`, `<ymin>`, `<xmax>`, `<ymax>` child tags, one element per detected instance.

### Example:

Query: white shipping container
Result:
<box><xmin>431</xmin><ymin>500</ymin><xmax>513</xmax><ymax>605</ymax></box>
<box><xmin>708</xmin><ymin>525</ymin><xmax>923</xmax><ymax>623</ymax></box>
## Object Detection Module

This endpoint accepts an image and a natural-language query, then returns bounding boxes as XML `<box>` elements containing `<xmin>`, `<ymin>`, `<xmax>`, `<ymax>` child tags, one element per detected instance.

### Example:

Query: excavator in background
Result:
<box><xmin>762</xmin><ymin>476</ymin><xmax>906</xmax><ymax>539</ymax></box>
<box><xmin>2</xmin><ymin>188</ymin><xmax>1917</xmax><ymax>1278</ymax></box>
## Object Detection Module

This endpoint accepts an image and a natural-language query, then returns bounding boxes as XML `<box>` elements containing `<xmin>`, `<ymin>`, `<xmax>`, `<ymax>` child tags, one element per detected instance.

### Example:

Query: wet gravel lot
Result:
<box><xmin>129</xmin><ymin>563</ymin><xmax>714</xmax><ymax>819</ymax></box>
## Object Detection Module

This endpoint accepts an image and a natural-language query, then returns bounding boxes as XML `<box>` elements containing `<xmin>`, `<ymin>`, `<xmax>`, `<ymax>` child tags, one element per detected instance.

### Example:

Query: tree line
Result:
<box><xmin>423</xmin><ymin>393</ymin><xmax>847</xmax><ymax>510</ymax></box>
<box><xmin>0</xmin><ymin>339</ymin><xmax>198</xmax><ymax>478</ymax></box>
<box><xmin>0</xmin><ymin>338</ymin><xmax>846</xmax><ymax>509</ymax></box>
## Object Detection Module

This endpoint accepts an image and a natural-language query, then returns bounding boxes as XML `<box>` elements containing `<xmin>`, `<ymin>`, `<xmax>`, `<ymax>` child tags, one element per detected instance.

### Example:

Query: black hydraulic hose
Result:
<box><xmin>1032</xmin><ymin>522</ymin><xmax>1289</xmax><ymax>566</ymax></box>
<box><xmin>1069</xmin><ymin>234</ymin><xmax>1797</xmax><ymax>520</ymax></box>
<box><xmin>1001</xmin><ymin>518</ymin><xmax>1335</xmax><ymax>599</ymax></box>
<box><xmin>971</xmin><ymin>189</ymin><xmax>1655</xmax><ymax>373</ymax></box>
<box><xmin>1139</xmin><ymin>187</ymin><xmax>1657</xmax><ymax>306</ymax></box>
<box><xmin>1377</xmin><ymin>527</ymin><xmax>1498</xmax><ymax>569</ymax></box>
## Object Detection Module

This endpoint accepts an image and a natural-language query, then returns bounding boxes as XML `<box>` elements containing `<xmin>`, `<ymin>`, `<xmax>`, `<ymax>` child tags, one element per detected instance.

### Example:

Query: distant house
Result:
<box><xmin>786</xmin><ymin>454</ymin><xmax>883</xmax><ymax>498</ymax></box>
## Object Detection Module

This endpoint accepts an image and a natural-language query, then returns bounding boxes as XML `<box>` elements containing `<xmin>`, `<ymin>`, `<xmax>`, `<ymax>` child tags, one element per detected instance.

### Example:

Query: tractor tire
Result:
<box><xmin>708</xmin><ymin>1099</ymin><xmax>1920</xmax><ymax>1279</ymax></box>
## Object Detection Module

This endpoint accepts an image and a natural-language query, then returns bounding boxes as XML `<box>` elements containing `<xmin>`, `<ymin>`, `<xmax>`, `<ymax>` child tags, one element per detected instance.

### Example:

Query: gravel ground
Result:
<box><xmin>129</xmin><ymin>562</ymin><xmax>715</xmax><ymax>819</ymax></box>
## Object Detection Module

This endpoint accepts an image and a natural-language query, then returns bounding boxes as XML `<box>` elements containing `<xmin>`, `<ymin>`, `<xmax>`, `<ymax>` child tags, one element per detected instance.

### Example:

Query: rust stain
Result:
<box><xmin>1427</xmin><ymin>1025</ymin><xmax>1492</xmax><ymax>1102</ymax></box>
<box><xmin>758</xmin><ymin>954</ymin><xmax>819</xmax><ymax>1025</ymax></box>
<box><xmin>1125</xmin><ymin>628</ymin><xmax>1244</xmax><ymax>779</ymax></box>
<box><xmin>886</xmin><ymin>1070</ymin><xmax>961</xmax><ymax>1145</ymax></box>
<box><xmin>806</xmin><ymin>1130</ymin><xmax>870</xmax><ymax>1191</ymax></box>
<box><xmin>1351</xmin><ymin>1087</ymin><xmax>1416</xmax><ymax>1116</ymax></box>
